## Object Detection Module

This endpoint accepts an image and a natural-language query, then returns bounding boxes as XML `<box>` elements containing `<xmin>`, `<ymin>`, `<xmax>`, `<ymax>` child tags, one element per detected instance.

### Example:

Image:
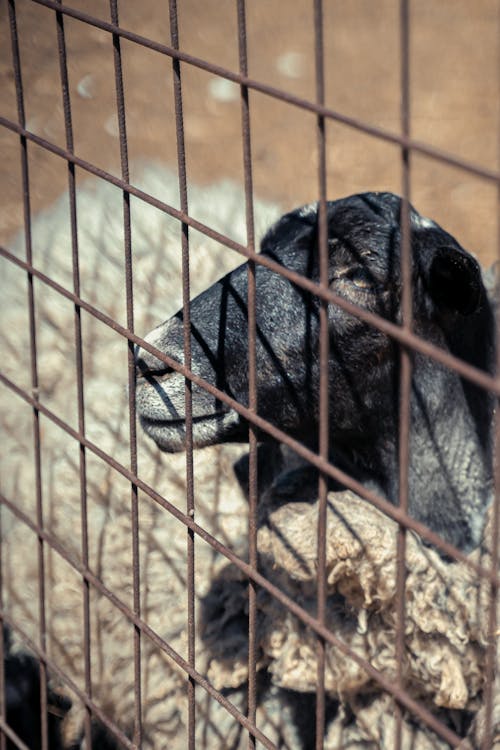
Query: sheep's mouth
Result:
<box><xmin>136</xmin><ymin>366</ymin><xmax>245</xmax><ymax>450</ymax></box>
<box><xmin>139</xmin><ymin>409</ymin><xmax>242</xmax><ymax>452</ymax></box>
<box><xmin>140</xmin><ymin>412</ymin><xmax>230</xmax><ymax>429</ymax></box>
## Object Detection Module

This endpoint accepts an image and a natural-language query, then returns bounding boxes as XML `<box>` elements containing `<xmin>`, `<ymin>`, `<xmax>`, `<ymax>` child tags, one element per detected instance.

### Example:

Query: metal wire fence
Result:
<box><xmin>0</xmin><ymin>1</ymin><xmax>499</xmax><ymax>749</ymax></box>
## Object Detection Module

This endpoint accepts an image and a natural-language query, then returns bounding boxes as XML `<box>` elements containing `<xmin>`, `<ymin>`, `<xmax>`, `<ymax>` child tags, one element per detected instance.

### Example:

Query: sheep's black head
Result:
<box><xmin>136</xmin><ymin>192</ymin><xmax>494</xmax><ymax>551</ymax></box>
<box><xmin>135</xmin><ymin>192</ymin><xmax>488</xmax><ymax>449</ymax></box>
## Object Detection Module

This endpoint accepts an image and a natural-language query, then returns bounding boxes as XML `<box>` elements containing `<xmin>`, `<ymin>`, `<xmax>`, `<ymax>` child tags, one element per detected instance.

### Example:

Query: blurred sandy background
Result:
<box><xmin>0</xmin><ymin>0</ymin><xmax>499</xmax><ymax>264</ymax></box>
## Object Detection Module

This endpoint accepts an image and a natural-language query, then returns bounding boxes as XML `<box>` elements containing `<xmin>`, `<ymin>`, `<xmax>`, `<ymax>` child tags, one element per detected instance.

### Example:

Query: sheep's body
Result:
<box><xmin>258</xmin><ymin>491</ymin><xmax>486</xmax><ymax>708</ymax></box>
<box><xmin>202</xmin><ymin>459</ymin><xmax>498</xmax><ymax>748</ymax></box>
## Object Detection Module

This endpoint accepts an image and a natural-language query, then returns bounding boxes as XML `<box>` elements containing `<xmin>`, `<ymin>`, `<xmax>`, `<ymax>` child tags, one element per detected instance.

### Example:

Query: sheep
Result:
<box><xmin>0</xmin><ymin>162</ymin><xmax>281</xmax><ymax>748</ymax></box>
<box><xmin>135</xmin><ymin>193</ymin><xmax>498</xmax><ymax>747</ymax></box>
<box><xmin>135</xmin><ymin>192</ymin><xmax>495</xmax><ymax>554</ymax></box>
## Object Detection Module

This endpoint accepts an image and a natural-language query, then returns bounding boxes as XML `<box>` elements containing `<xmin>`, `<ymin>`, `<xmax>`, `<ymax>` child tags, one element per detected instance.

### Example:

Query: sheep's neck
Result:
<box><xmin>384</xmin><ymin>357</ymin><xmax>492</xmax><ymax>552</ymax></box>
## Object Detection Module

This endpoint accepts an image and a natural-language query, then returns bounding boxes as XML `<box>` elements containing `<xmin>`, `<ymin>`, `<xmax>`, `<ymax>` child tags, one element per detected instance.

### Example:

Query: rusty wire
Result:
<box><xmin>0</xmin><ymin>362</ymin><xmax>469</xmax><ymax>748</ymax></box>
<box><xmin>1</xmin><ymin>1</ymin><xmax>499</xmax><ymax>749</ymax></box>
<box><xmin>6</xmin><ymin>2</ymin><xmax>48</xmax><ymax>749</ymax></box>
<box><xmin>53</xmin><ymin>1</ymin><xmax>94</xmax><ymax>747</ymax></box>
<box><xmin>394</xmin><ymin>1</ymin><xmax>412</xmax><ymax>747</ymax></box>
<box><xmin>108</xmin><ymin>1</ymin><xmax>143</xmax><ymax>746</ymax></box>
<box><xmin>3</xmin><ymin>242</ymin><xmax>498</xmax><ymax>576</ymax></box>
<box><xmin>481</xmin><ymin>34</ymin><xmax>500</xmax><ymax>750</ymax></box>
<box><xmin>20</xmin><ymin>0</ymin><xmax>500</xmax><ymax>186</ymax></box>
<box><xmin>313</xmin><ymin>1</ymin><xmax>329</xmax><ymax>748</ymax></box>
<box><xmin>1</xmin><ymin>115</ymin><xmax>498</xmax><ymax>398</ymax></box>
<box><xmin>166</xmin><ymin>2</ymin><xmax>197</xmax><ymax>746</ymax></box>
<box><xmin>235</xmin><ymin>2</ymin><xmax>260</xmax><ymax>747</ymax></box>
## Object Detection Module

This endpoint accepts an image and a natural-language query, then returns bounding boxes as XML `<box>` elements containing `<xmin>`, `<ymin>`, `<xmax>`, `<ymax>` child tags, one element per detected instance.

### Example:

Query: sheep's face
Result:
<box><xmin>135</xmin><ymin>192</ymin><xmax>489</xmax><ymax>455</ymax></box>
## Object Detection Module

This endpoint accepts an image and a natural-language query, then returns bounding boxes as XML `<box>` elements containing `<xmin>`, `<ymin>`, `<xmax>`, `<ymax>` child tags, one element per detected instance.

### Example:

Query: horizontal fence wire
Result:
<box><xmin>1</xmin><ymin>243</ymin><xmax>498</xmax><ymax>577</ymax></box>
<box><xmin>0</xmin><ymin>496</ymin><xmax>279</xmax><ymax>750</ymax></box>
<box><xmin>0</xmin><ymin>479</ymin><xmax>465</xmax><ymax>749</ymax></box>
<box><xmin>0</xmin><ymin>138</ymin><xmax>497</xmax><ymax>398</ymax></box>
<box><xmin>22</xmin><ymin>0</ymin><xmax>500</xmax><ymax>186</ymax></box>
<box><xmin>1</xmin><ymin>1</ymin><xmax>498</xmax><ymax>749</ymax></box>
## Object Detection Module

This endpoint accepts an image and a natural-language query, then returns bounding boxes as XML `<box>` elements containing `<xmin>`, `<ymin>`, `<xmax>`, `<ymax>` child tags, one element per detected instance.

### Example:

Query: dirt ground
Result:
<box><xmin>1</xmin><ymin>0</ymin><xmax>499</xmax><ymax>265</ymax></box>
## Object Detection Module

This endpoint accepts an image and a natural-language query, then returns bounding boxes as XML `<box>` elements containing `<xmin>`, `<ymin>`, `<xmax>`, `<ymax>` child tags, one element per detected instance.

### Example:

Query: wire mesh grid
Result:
<box><xmin>0</xmin><ymin>1</ymin><xmax>499</xmax><ymax>748</ymax></box>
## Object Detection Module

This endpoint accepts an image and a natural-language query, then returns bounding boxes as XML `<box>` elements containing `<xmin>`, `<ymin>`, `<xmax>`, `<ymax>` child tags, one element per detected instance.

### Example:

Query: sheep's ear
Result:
<box><xmin>427</xmin><ymin>247</ymin><xmax>483</xmax><ymax>315</ymax></box>
<box><xmin>261</xmin><ymin>204</ymin><xmax>318</xmax><ymax>253</ymax></box>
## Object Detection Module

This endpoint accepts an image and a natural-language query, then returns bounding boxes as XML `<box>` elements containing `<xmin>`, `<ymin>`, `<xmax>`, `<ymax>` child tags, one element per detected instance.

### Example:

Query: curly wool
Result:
<box><xmin>258</xmin><ymin>492</ymin><xmax>487</xmax><ymax>707</ymax></box>
<box><xmin>202</xmin><ymin>472</ymin><xmax>496</xmax><ymax>748</ymax></box>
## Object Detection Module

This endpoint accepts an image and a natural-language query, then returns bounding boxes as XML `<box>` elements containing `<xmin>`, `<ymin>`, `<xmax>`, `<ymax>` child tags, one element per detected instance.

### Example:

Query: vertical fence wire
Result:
<box><xmin>313</xmin><ymin>1</ymin><xmax>328</xmax><ymax>748</ymax></box>
<box><xmin>6</xmin><ymin>4</ymin><xmax>49</xmax><ymax>750</ymax></box>
<box><xmin>394</xmin><ymin>1</ymin><xmax>412</xmax><ymax>747</ymax></box>
<box><xmin>482</xmin><ymin>18</ymin><xmax>500</xmax><ymax>745</ymax></box>
<box><xmin>53</xmin><ymin>5</ymin><xmax>93</xmax><ymax>747</ymax></box>
<box><xmin>109</xmin><ymin>1</ymin><xmax>142</xmax><ymax>745</ymax></box>
<box><xmin>168</xmin><ymin>3</ymin><xmax>196</xmax><ymax>746</ymax></box>
<box><xmin>236</xmin><ymin>3</ymin><xmax>259</xmax><ymax>748</ymax></box>
<box><xmin>485</xmin><ymin>363</ymin><xmax>500</xmax><ymax>748</ymax></box>
<box><xmin>0</xmin><ymin>449</ymin><xmax>4</xmax><ymax>750</ymax></box>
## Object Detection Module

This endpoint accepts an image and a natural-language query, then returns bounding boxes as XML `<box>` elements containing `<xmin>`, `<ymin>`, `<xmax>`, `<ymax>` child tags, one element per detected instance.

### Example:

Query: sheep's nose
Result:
<box><xmin>135</xmin><ymin>322</ymin><xmax>183</xmax><ymax>377</ymax></box>
<box><xmin>135</xmin><ymin>344</ymin><xmax>171</xmax><ymax>378</ymax></box>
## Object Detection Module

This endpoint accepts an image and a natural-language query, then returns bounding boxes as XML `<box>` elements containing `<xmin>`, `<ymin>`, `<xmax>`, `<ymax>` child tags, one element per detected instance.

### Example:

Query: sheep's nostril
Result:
<box><xmin>136</xmin><ymin>363</ymin><xmax>174</xmax><ymax>381</ymax></box>
<box><xmin>146</xmin><ymin>368</ymin><xmax>177</xmax><ymax>382</ymax></box>
<box><xmin>135</xmin><ymin>345</ymin><xmax>175</xmax><ymax>379</ymax></box>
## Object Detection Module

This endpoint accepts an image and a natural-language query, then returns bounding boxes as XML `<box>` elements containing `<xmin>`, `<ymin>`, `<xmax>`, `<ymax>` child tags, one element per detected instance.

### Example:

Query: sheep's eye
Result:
<box><xmin>345</xmin><ymin>269</ymin><xmax>374</xmax><ymax>290</ymax></box>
